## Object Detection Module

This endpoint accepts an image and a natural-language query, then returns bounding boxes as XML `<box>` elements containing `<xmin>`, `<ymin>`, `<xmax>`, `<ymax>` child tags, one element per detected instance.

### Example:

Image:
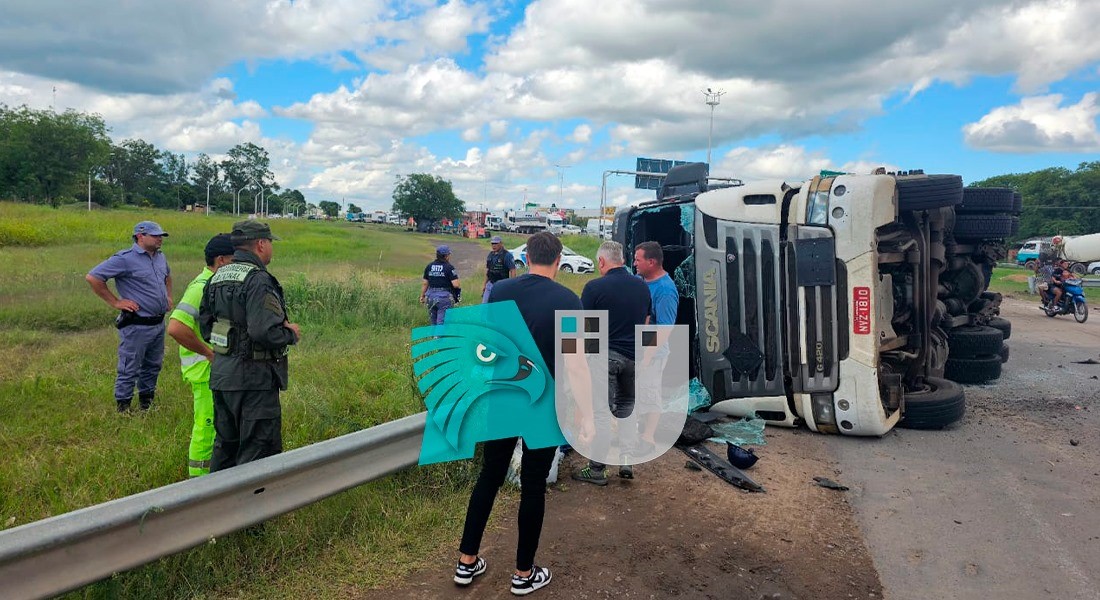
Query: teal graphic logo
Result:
<box><xmin>411</xmin><ymin>302</ymin><xmax>566</xmax><ymax>465</ymax></box>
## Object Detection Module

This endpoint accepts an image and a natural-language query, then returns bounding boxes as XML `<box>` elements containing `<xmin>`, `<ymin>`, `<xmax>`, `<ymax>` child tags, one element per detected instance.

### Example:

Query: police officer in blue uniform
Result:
<box><xmin>420</xmin><ymin>245</ymin><xmax>462</xmax><ymax>324</ymax></box>
<box><xmin>86</xmin><ymin>221</ymin><xmax>173</xmax><ymax>412</ymax></box>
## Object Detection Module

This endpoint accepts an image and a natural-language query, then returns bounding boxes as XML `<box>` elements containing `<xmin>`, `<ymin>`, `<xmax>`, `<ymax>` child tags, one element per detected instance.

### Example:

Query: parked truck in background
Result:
<box><xmin>586</xmin><ymin>218</ymin><xmax>613</xmax><ymax>238</ymax></box>
<box><xmin>1053</xmin><ymin>233</ymin><xmax>1100</xmax><ymax>275</ymax></box>
<box><xmin>613</xmin><ymin>163</ymin><xmax>1020</xmax><ymax>436</ymax></box>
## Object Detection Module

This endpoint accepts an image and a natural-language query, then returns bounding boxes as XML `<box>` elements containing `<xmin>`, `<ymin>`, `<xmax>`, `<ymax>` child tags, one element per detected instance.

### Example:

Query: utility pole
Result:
<box><xmin>554</xmin><ymin>164</ymin><xmax>571</xmax><ymax>205</ymax></box>
<box><xmin>703</xmin><ymin>88</ymin><xmax>725</xmax><ymax>172</ymax></box>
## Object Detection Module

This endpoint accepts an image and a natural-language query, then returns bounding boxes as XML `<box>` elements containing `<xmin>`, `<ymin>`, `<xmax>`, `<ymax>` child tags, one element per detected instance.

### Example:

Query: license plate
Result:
<box><xmin>853</xmin><ymin>287</ymin><xmax>871</xmax><ymax>335</ymax></box>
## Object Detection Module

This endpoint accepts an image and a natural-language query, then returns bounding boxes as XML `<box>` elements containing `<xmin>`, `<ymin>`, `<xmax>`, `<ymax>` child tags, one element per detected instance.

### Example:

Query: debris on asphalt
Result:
<box><xmin>681</xmin><ymin>444</ymin><xmax>765</xmax><ymax>492</ymax></box>
<box><xmin>1070</xmin><ymin>439</ymin><xmax>1080</xmax><ymax>446</ymax></box>
<box><xmin>709</xmin><ymin>416</ymin><xmax>767</xmax><ymax>447</ymax></box>
<box><xmin>726</xmin><ymin>443</ymin><xmax>760</xmax><ymax>469</ymax></box>
<box><xmin>813</xmin><ymin>476</ymin><xmax>849</xmax><ymax>491</ymax></box>
<box><xmin>1073</xmin><ymin>358</ymin><xmax>1100</xmax><ymax>365</ymax></box>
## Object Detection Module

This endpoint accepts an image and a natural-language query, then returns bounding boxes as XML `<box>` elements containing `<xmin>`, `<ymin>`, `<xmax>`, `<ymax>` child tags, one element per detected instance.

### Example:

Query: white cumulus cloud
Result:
<box><xmin>963</xmin><ymin>93</ymin><xmax>1100</xmax><ymax>152</ymax></box>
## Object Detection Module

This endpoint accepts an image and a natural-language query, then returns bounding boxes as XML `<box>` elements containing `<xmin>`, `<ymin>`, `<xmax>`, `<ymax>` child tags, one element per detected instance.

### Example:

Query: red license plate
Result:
<box><xmin>853</xmin><ymin>287</ymin><xmax>871</xmax><ymax>335</ymax></box>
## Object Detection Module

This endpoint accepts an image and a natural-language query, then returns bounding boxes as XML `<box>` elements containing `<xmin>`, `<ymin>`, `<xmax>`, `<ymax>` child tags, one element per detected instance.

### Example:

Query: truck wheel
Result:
<box><xmin>944</xmin><ymin>354</ymin><xmax>1002</xmax><ymax>384</ymax></box>
<box><xmin>898</xmin><ymin>377</ymin><xmax>966</xmax><ymax>430</ymax></box>
<box><xmin>896</xmin><ymin>174</ymin><xmax>963</xmax><ymax>211</ymax></box>
<box><xmin>957</xmin><ymin>187</ymin><xmax>1016</xmax><ymax>214</ymax></box>
<box><xmin>948</xmin><ymin>325</ymin><xmax>1004</xmax><ymax>358</ymax></box>
<box><xmin>987</xmin><ymin>316</ymin><xmax>1012</xmax><ymax>340</ymax></box>
<box><xmin>1024</xmin><ymin>259</ymin><xmax>1038</xmax><ymax>271</ymax></box>
<box><xmin>1013</xmin><ymin>191</ymin><xmax>1023</xmax><ymax>213</ymax></box>
<box><xmin>1000</xmin><ymin>343</ymin><xmax>1010</xmax><ymax>364</ymax></box>
<box><xmin>952</xmin><ymin>214</ymin><xmax>1015</xmax><ymax>240</ymax></box>
<box><xmin>1070</xmin><ymin>262</ymin><xmax>1087</xmax><ymax>275</ymax></box>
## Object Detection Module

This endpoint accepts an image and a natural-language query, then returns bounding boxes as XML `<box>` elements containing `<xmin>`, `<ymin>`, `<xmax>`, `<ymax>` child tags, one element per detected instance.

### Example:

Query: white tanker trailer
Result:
<box><xmin>1054</xmin><ymin>233</ymin><xmax>1100</xmax><ymax>274</ymax></box>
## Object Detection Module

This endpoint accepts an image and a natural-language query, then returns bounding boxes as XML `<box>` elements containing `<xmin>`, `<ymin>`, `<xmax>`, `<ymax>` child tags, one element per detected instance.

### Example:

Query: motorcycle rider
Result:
<box><xmin>1037</xmin><ymin>258</ymin><xmax>1055</xmax><ymax>306</ymax></box>
<box><xmin>1050</xmin><ymin>259</ymin><xmax>1071</xmax><ymax>308</ymax></box>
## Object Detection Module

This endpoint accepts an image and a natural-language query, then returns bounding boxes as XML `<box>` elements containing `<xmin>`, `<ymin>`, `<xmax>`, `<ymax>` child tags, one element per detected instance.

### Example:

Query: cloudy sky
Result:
<box><xmin>2</xmin><ymin>0</ymin><xmax>1098</xmax><ymax>212</ymax></box>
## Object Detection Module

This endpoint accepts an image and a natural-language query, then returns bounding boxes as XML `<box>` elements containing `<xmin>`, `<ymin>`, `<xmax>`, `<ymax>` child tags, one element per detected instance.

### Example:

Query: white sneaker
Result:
<box><xmin>453</xmin><ymin>556</ymin><xmax>486</xmax><ymax>586</ymax></box>
<box><xmin>510</xmin><ymin>565</ymin><xmax>552</xmax><ymax>596</ymax></box>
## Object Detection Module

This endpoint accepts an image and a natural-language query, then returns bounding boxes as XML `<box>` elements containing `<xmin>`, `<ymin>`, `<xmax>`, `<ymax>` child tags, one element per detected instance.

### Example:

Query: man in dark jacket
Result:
<box><xmin>199</xmin><ymin>220</ymin><xmax>300</xmax><ymax>471</ymax></box>
<box><xmin>482</xmin><ymin>236</ymin><xmax>516</xmax><ymax>303</ymax></box>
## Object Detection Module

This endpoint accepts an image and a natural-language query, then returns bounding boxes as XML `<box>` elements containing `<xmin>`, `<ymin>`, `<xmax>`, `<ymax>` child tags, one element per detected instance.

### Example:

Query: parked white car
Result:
<box><xmin>1089</xmin><ymin>261</ymin><xmax>1100</xmax><ymax>275</ymax></box>
<box><xmin>509</xmin><ymin>244</ymin><xmax>594</xmax><ymax>273</ymax></box>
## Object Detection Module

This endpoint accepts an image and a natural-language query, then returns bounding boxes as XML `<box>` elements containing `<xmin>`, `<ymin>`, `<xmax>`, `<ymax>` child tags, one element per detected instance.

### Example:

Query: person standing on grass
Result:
<box><xmin>482</xmin><ymin>235</ymin><xmax>516</xmax><ymax>303</ymax></box>
<box><xmin>633</xmin><ymin>241</ymin><xmax>679</xmax><ymax>449</ymax></box>
<box><xmin>199</xmin><ymin>221</ymin><xmax>300</xmax><ymax>471</ymax></box>
<box><xmin>167</xmin><ymin>234</ymin><xmax>235</xmax><ymax>477</ymax></box>
<box><xmin>421</xmin><ymin>245</ymin><xmax>461</xmax><ymax>324</ymax></box>
<box><xmin>86</xmin><ymin>220</ymin><xmax>173</xmax><ymax>413</ymax></box>
<box><xmin>572</xmin><ymin>240</ymin><xmax>651</xmax><ymax>486</ymax></box>
<box><xmin>454</xmin><ymin>232</ymin><xmax>581</xmax><ymax>596</ymax></box>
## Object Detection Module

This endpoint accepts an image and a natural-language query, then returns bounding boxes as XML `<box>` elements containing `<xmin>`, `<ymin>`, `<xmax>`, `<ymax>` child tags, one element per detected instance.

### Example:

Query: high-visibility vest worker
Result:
<box><xmin>167</xmin><ymin>234</ymin><xmax>236</xmax><ymax>476</ymax></box>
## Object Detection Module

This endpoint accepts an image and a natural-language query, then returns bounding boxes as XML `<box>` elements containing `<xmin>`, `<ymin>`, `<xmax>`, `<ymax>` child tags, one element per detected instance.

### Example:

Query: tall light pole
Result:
<box><xmin>554</xmin><ymin>164</ymin><xmax>571</xmax><ymax>206</ymax></box>
<box><xmin>703</xmin><ymin>88</ymin><xmax>725</xmax><ymax>171</ymax></box>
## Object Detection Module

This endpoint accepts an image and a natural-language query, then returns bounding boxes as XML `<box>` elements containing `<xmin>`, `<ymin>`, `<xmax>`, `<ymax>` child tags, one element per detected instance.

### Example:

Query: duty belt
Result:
<box><xmin>250</xmin><ymin>346</ymin><xmax>289</xmax><ymax>361</ymax></box>
<box><xmin>427</xmin><ymin>287</ymin><xmax>453</xmax><ymax>292</ymax></box>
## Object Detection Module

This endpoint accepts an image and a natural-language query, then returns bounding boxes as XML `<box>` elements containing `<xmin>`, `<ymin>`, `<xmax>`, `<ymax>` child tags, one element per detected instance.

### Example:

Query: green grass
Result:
<box><xmin>0</xmin><ymin>203</ymin><xmax>503</xmax><ymax>598</ymax></box>
<box><xmin>987</xmin><ymin>266</ymin><xmax>1100</xmax><ymax>302</ymax></box>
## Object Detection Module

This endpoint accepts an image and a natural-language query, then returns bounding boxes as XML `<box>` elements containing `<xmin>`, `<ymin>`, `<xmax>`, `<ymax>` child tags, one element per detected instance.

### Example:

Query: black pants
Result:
<box><xmin>210</xmin><ymin>389</ymin><xmax>283</xmax><ymax>472</ymax></box>
<box><xmin>590</xmin><ymin>350</ymin><xmax>636</xmax><ymax>470</ymax></box>
<box><xmin>459</xmin><ymin>438</ymin><xmax>556</xmax><ymax>571</ymax></box>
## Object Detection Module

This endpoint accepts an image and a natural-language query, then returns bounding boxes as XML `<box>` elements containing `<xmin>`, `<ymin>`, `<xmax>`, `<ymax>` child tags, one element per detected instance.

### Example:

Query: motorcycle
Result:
<box><xmin>1044</xmin><ymin>278</ymin><xmax>1088</xmax><ymax>323</ymax></box>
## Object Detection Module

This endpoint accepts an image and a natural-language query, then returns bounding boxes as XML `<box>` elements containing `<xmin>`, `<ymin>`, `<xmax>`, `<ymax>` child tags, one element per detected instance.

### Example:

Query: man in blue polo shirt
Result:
<box><xmin>86</xmin><ymin>221</ymin><xmax>173</xmax><ymax>412</ymax></box>
<box><xmin>572</xmin><ymin>240</ymin><xmax>652</xmax><ymax>485</ymax></box>
<box><xmin>634</xmin><ymin>241</ymin><xmax>679</xmax><ymax>450</ymax></box>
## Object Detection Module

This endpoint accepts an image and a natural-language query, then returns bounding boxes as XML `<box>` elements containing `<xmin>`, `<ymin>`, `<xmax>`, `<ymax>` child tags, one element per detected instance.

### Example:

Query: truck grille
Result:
<box><xmin>788</xmin><ymin>227</ymin><xmax>840</xmax><ymax>392</ymax></box>
<box><xmin>695</xmin><ymin>217</ymin><xmax>785</xmax><ymax>399</ymax></box>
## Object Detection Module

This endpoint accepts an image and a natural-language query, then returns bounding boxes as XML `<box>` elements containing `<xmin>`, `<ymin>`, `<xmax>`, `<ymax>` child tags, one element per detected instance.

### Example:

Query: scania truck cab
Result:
<box><xmin>615</xmin><ymin>166</ymin><xmax>972</xmax><ymax>435</ymax></box>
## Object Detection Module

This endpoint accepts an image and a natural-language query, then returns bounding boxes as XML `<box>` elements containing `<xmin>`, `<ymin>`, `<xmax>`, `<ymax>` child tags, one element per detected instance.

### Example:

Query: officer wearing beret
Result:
<box><xmin>86</xmin><ymin>220</ymin><xmax>173</xmax><ymax>412</ymax></box>
<box><xmin>199</xmin><ymin>221</ymin><xmax>300</xmax><ymax>470</ymax></box>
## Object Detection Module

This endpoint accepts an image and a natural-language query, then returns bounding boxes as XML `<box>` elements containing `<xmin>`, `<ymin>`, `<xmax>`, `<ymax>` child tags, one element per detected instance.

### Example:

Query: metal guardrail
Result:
<box><xmin>1082</xmin><ymin>279</ymin><xmax>1100</xmax><ymax>288</ymax></box>
<box><xmin>0</xmin><ymin>412</ymin><xmax>427</xmax><ymax>600</ymax></box>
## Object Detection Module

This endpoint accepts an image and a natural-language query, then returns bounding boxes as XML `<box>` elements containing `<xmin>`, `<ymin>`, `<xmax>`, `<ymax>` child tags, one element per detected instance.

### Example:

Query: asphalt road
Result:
<box><xmin>831</xmin><ymin>297</ymin><xmax>1100</xmax><ymax>600</ymax></box>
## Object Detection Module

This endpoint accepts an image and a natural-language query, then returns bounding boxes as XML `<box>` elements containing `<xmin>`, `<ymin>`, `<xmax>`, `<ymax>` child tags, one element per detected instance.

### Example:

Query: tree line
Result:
<box><xmin>0</xmin><ymin>104</ymin><xmax>311</xmax><ymax>215</ymax></box>
<box><xmin>971</xmin><ymin>161</ymin><xmax>1100</xmax><ymax>240</ymax></box>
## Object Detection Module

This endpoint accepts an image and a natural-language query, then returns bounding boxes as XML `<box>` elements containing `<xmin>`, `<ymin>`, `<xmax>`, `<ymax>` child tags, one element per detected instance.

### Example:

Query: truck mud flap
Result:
<box><xmin>680</xmin><ymin>444</ymin><xmax>765</xmax><ymax>493</ymax></box>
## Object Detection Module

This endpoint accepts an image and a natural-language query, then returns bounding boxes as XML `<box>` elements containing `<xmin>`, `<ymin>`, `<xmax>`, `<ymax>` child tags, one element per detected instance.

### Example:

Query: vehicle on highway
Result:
<box><xmin>1017</xmin><ymin>239</ymin><xmax>1051</xmax><ymax>270</ymax></box>
<box><xmin>509</xmin><ymin>243</ymin><xmax>594</xmax><ymax>273</ymax></box>
<box><xmin>562</xmin><ymin>224</ymin><xmax>583</xmax><ymax>235</ymax></box>
<box><xmin>1043</xmin><ymin>277</ymin><xmax>1088</xmax><ymax>322</ymax></box>
<box><xmin>1090</xmin><ymin>261</ymin><xmax>1100</xmax><ymax>275</ymax></box>
<box><xmin>614</xmin><ymin>164</ymin><xmax>1019</xmax><ymax>436</ymax></box>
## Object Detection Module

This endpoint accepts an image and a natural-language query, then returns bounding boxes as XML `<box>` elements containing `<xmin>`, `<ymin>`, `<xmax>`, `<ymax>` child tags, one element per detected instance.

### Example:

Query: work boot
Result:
<box><xmin>116</xmin><ymin>401</ymin><xmax>131</xmax><ymax>413</ymax></box>
<box><xmin>138</xmin><ymin>392</ymin><xmax>154</xmax><ymax>411</ymax></box>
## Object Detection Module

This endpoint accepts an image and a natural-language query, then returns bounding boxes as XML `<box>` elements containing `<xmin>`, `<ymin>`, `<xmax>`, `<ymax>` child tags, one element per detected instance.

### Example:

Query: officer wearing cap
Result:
<box><xmin>86</xmin><ymin>220</ymin><xmax>173</xmax><ymax>412</ymax></box>
<box><xmin>482</xmin><ymin>236</ymin><xmax>516</xmax><ymax>303</ymax></box>
<box><xmin>167</xmin><ymin>234</ymin><xmax>236</xmax><ymax>477</ymax></box>
<box><xmin>199</xmin><ymin>221</ymin><xmax>300</xmax><ymax>471</ymax></box>
<box><xmin>420</xmin><ymin>245</ymin><xmax>461</xmax><ymax>324</ymax></box>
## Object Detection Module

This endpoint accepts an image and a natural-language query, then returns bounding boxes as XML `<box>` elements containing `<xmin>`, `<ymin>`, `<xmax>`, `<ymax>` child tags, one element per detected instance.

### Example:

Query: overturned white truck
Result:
<box><xmin>614</xmin><ymin>164</ymin><xmax>1018</xmax><ymax>435</ymax></box>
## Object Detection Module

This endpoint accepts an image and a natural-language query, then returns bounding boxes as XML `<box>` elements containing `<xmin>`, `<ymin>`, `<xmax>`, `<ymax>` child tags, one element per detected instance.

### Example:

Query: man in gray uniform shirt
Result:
<box><xmin>86</xmin><ymin>221</ymin><xmax>173</xmax><ymax>412</ymax></box>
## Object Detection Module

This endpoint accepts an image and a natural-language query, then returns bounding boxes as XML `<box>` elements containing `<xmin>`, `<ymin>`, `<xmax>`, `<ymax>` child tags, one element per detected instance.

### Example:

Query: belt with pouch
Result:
<box><xmin>115</xmin><ymin>312</ymin><xmax>165</xmax><ymax>328</ymax></box>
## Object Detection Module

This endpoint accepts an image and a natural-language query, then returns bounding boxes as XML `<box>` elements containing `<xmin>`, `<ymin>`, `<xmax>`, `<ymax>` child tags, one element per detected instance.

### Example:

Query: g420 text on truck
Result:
<box><xmin>614</xmin><ymin>163</ymin><xmax>1021</xmax><ymax>435</ymax></box>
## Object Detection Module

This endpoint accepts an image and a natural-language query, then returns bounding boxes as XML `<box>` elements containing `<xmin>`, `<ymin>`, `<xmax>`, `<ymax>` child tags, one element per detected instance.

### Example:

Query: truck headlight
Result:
<box><xmin>807</xmin><ymin>191</ymin><xmax>830</xmax><ymax>225</ymax></box>
<box><xmin>811</xmin><ymin>393</ymin><xmax>839</xmax><ymax>433</ymax></box>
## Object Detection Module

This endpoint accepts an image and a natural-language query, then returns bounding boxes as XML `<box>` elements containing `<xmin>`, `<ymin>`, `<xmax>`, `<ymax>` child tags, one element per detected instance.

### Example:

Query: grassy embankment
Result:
<box><xmin>0</xmin><ymin>203</ymin><xmax>519</xmax><ymax>598</ymax></box>
<box><xmin>987</xmin><ymin>266</ymin><xmax>1100</xmax><ymax>302</ymax></box>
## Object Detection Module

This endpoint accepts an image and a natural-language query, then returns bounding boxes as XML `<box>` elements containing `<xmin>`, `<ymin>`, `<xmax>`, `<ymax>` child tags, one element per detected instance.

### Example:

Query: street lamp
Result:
<box><xmin>554</xmin><ymin>164</ymin><xmax>571</xmax><ymax>205</ymax></box>
<box><xmin>703</xmin><ymin>88</ymin><xmax>725</xmax><ymax>172</ymax></box>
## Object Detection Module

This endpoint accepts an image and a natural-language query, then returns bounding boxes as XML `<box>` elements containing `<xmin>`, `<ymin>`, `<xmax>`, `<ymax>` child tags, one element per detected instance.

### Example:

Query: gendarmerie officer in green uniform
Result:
<box><xmin>199</xmin><ymin>220</ymin><xmax>301</xmax><ymax>471</ymax></box>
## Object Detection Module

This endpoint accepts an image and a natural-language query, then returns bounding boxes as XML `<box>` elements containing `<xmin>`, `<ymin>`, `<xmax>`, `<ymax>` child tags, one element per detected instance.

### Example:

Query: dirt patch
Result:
<box><xmin>357</xmin><ymin>430</ymin><xmax>882</xmax><ymax>600</ymax></box>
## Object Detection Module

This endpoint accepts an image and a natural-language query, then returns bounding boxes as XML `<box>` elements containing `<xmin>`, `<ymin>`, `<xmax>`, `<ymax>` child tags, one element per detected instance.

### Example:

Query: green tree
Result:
<box><xmin>348</xmin><ymin>203</ymin><xmax>363</xmax><ymax>214</ymax></box>
<box><xmin>0</xmin><ymin>105</ymin><xmax>111</xmax><ymax>204</ymax></box>
<box><xmin>112</xmin><ymin>139</ymin><xmax>160</xmax><ymax>206</ymax></box>
<box><xmin>391</xmin><ymin>173</ymin><xmax>464</xmax><ymax>224</ymax></box>
<box><xmin>971</xmin><ymin>161</ymin><xmax>1100</xmax><ymax>240</ymax></box>
<box><xmin>318</xmin><ymin>200</ymin><xmax>340</xmax><ymax>218</ymax></box>
<box><xmin>220</xmin><ymin>142</ymin><xmax>278</xmax><ymax>202</ymax></box>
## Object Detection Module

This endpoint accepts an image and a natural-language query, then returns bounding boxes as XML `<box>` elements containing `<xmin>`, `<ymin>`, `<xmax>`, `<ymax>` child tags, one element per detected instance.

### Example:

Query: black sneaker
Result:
<box><xmin>453</xmin><ymin>556</ymin><xmax>486</xmax><ymax>586</ymax></box>
<box><xmin>619</xmin><ymin>464</ymin><xmax>634</xmax><ymax>479</ymax></box>
<box><xmin>571</xmin><ymin>466</ymin><xmax>608</xmax><ymax>486</ymax></box>
<box><xmin>511</xmin><ymin>565</ymin><xmax>552</xmax><ymax>596</ymax></box>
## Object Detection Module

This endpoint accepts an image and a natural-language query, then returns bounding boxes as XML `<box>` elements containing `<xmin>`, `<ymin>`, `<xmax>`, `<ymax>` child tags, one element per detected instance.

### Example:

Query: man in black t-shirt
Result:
<box><xmin>420</xmin><ymin>245</ymin><xmax>461</xmax><ymax>324</ymax></box>
<box><xmin>573</xmin><ymin>240</ymin><xmax>651</xmax><ymax>485</ymax></box>
<box><xmin>454</xmin><ymin>232</ymin><xmax>579</xmax><ymax>596</ymax></box>
<box><xmin>1051</xmin><ymin>259</ymin><xmax>1071</xmax><ymax>307</ymax></box>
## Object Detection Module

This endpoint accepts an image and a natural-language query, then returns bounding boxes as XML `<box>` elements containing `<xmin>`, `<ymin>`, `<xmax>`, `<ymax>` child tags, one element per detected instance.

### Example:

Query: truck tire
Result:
<box><xmin>987</xmin><ymin>316</ymin><xmax>1011</xmax><ymax>340</ymax></box>
<box><xmin>1024</xmin><ymin>259</ymin><xmax>1038</xmax><ymax>271</ymax></box>
<box><xmin>948</xmin><ymin>325</ymin><xmax>1004</xmax><ymax>358</ymax></box>
<box><xmin>1000</xmin><ymin>343</ymin><xmax>1010</xmax><ymax>364</ymax></box>
<box><xmin>896</xmin><ymin>174</ymin><xmax>963</xmax><ymax>211</ymax></box>
<box><xmin>1013</xmin><ymin>191</ymin><xmax>1023</xmax><ymax>213</ymax></box>
<box><xmin>957</xmin><ymin>187</ymin><xmax>1016</xmax><ymax>214</ymax></box>
<box><xmin>952</xmin><ymin>215</ymin><xmax>1015</xmax><ymax>240</ymax></box>
<box><xmin>944</xmin><ymin>354</ymin><xmax>1002</xmax><ymax>384</ymax></box>
<box><xmin>898</xmin><ymin>377</ymin><xmax>966</xmax><ymax>430</ymax></box>
<box><xmin>1070</xmin><ymin>262</ymin><xmax>1087</xmax><ymax>275</ymax></box>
